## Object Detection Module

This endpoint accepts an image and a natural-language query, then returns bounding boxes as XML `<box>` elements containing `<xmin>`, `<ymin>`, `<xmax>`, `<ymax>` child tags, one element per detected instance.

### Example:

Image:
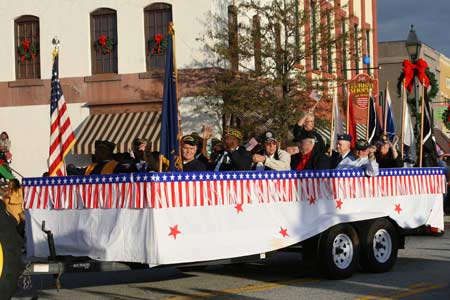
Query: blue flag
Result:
<box><xmin>160</xmin><ymin>26</ymin><xmax>182</xmax><ymax>171</ymax></box>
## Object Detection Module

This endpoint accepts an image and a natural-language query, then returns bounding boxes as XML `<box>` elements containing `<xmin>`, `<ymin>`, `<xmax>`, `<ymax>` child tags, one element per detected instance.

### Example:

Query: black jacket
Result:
<box><xmin>290</xmin><ymin>147</ymin><xmax>330</xmax><ymax>170</ymax></box>
<box><xmin>293</xmin><ymin>124</ymin><xmax>326</xmax><ymax>153</ymax></box>
<box><xmin>209</xmin><ymin>147</ymin><xmax>253</xmax><ymax>171</ymax></box>
<box><xmin>183</xmin><ymin>159</ymin><xmax>207</xmax><ymax>172</ymax></box>
<box><xmin>375</xmin><ymin>150</ymin><xmax>403</xmax><ymax>168</ymax></box>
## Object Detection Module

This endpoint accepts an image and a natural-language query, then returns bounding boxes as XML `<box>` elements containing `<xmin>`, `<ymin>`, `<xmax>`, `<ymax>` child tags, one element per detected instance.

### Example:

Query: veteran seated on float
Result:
<box><xmin>84</xmin><ymin>140</ymin><xmax>126</xmax><ymax>175</ymax></box>
<box><xmin>252</xmin><ymin>130</ymin><xmax>290</xmax><ymax>171</ymax></box>
<box><xmin>335</xmin><ymin>139</ymin><xmax>379</xmax><ymax>177</ymax></box>
<box><xmin>208</xmin><ymin>127</ymin><xmax>253</xmax><ymax>171</ymax></box>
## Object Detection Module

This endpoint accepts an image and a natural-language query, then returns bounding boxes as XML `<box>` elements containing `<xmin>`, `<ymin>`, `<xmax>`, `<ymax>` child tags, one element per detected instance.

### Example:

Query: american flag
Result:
<box><xmin>22</xmin><ymin>168</ymin><xmax>445</xmax><ymax>210</ymax></box>
<box><xmin>49</xmin><ymin>52</ymin><xmax>76</xmax><ymax>176</ymax></box>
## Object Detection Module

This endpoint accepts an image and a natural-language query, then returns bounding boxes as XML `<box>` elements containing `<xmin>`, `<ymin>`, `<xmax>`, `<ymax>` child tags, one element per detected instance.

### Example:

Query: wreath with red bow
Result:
<box><xmin>396</xmin><ymin>58</ymin><xmax>438</xmax><ymax>100</ymax></box>
<box><xmin>94</xmin><ymin>35</ymin><xmax>114</xmax><ymax>54</ymax></box>
<box><xmin>442</xmin><ymin>105</ymin><xmax>450</xmax><ymax>131</ymax></box>
<box><xmin>148</xmin><ymin>34</ymin><xmax>167</xmax><ymax>56</ymax></box>
<box><xmin>17</xmin><ymin>40</ymin><xmax>39</xmax><ymax>62</ymax></box>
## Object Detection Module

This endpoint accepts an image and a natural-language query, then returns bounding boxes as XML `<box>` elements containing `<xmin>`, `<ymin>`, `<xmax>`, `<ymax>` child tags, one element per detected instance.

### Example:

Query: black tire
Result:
<box><xmin>359</xmin><ymin>218</ymin><xmax>398</xmax><ymax>273</ymax></box>
<box><xmin>318</xmin><ymin>224</ymin><xmax>360</xmax><ymax>280</ymax></box>
<box><xmin>0</xmin><ymin>202</ymin><xmax>22</xmax><ymax>299</ymax></box>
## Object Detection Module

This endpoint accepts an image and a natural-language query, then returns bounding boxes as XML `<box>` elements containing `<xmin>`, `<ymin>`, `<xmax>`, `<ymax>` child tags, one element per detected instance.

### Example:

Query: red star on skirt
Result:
<box><xmin>234</xmin><ymin>203</ymin><xmax>244</xmax><ymax>213</ymax></box>
<box><xmin>394</xmin><ymin>204</ymin><xmax>402</xmax><ymax>214</ymax></box>
<box><xmin>279</xmin><ymin>227</ymin><xmax>289</xmax><ymax>237</ymax></box>
<box><xmin>169</xmin><ymin>225</ymin><xmax>181</xmax><ymax>239</ymax></box>
<box><xmin>308</xmin><ymin>195</ymin><xmax>316</xmax><ymax>205</ymax></box>
<box><xmin>336</xmin><ymin>199</ymin><xmax>343</xmax><ymax>209</ymax></box>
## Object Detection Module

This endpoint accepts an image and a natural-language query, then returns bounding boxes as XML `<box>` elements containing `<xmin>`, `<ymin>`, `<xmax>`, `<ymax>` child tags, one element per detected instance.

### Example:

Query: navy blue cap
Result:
<box><xmin>337</xmin><ymin>134</ymin><xmax>352</xmax><ymax>142</ymax></box>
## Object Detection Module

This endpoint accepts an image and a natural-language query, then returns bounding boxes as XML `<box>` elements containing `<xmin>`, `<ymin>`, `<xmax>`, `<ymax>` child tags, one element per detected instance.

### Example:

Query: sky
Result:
<box><xmin>377</xmin><ymin>0</ymin><xmax>450</xmax><ymax>57</ymax></box>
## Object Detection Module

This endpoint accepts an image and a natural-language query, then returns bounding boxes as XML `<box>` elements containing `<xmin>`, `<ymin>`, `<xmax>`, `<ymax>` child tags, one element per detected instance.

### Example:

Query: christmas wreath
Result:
<box><xmin>148</xmin><ymin>33</ymin><xmax>167</xmax><ymax>56</ymax></box>
<box><xmin>442</xmin><ymin>105</ymin><xmax>450</xmax><ymax>131</ymax></box>
<box><xmin>396</xmin><ymin>58</ymin><xmax>438</xmax><ymax>100</ymax></box>
<box><xmin>94</xmin><ymin>35</ymin><xmax>114</xmax><ymax>54</ymax></box>
<box><xmin>17</xmin><ymin>40</ymin><xmax>39</xmax><ymax>62</ymax></box>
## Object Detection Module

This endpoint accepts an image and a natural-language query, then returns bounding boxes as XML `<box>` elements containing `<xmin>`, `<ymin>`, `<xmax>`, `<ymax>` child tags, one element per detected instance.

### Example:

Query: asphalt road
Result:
<box><xmin>13</xmin><ymin>220</ymin><xmax>450</xmax><ymax>300</ymax></box>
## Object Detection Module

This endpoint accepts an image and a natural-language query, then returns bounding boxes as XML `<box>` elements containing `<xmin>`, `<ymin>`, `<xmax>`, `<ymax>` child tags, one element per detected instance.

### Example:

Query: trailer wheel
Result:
<box><xmin>0</xmin><ymin>203</ymin><xmax>22</xmax><ymax>299</ymax></box>
<box><xmin>360</xmin><ymin>218</ymin><xmax>398</xmax><ymax>273</ymax></box>
<box><xmin>318</xmin><ymin>224</ymin><xmax>359</xmax><ymax>279</ymax></box>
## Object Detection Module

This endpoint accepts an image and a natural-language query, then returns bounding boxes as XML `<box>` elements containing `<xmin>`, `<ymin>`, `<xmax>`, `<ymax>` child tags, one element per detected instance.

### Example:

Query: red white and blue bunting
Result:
<box><xmin>23</xmin><ymin>168</ymin><xmax>445</xmax><ymax>210</ymax></box>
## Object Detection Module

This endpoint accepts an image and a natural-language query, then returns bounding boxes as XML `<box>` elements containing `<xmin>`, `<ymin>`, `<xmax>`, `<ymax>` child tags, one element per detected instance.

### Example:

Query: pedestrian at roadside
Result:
<box><xmin>0</xmin><ymin>131</ymin><xmax>12</xmax><ymax>162</ymax></box>
<box><xmin>0</xmin><ymin>178</ymin><xmax>25</xmax><ymax>237</ymax></box>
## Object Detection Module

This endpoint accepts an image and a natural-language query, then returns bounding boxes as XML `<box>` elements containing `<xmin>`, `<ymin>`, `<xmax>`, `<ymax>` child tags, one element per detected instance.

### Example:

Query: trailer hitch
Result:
<box><xmin>41</xmin><ymin>221</ymin><xmax>62</xmax><ymax>290</ymax></box>
<box><xmin>41</xmin><ymin>221</ymin><xmax>56</xmax><ymax>261</ymax></box>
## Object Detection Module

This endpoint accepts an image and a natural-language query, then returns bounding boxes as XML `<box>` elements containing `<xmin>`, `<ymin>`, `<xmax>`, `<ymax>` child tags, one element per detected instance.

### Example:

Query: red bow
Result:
<box><xmin>402</xmin><ymin>58</ymin><xmax>430</xmax><ymax>93</ymax></box>
<box><xmin>21</xmin><ymin>40</ymin><xmax>30</xmax><ymax>51</ymax></box>
<box><xmin>98</xmin><ymin>35</ymin><xmax>107</xmax><ymax>48</ymax></box>
<box><xmin>154</xmin><ymin>34</ymin><xmax>164</xmax><ymax>54</ymax></box>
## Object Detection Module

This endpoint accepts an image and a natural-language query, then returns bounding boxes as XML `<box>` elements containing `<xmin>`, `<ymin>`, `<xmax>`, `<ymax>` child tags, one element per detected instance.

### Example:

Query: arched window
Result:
<box><xmin>15</xmin><ymin>15</ymin><xmax>40</xmax><ymax>79</ymax></box>
<box><xmin>90</xmin><ymin>8</ymin><xmax>118</xmax><ymax>74</ymax></box>
<box><xmin>144</xmin><ymin>3</ymin><xmax>172</xmax><ymax>71</ymax></box>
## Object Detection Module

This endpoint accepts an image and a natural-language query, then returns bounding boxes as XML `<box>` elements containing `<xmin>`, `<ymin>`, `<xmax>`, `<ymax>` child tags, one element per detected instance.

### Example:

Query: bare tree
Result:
<box><xmin>200</xmin><ymin>0</ymin><xmax>354</xmax><ymax>143</ymax></box>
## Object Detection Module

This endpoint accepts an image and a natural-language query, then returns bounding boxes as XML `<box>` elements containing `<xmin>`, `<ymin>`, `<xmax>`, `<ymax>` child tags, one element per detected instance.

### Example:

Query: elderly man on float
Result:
<box><xmin>340</xmin><ymin>139</ymin><xmax>379</xmax><ymax>176</ymax></box>
<box><xmin>252</xmin><ymin>131</ymin><xmax>291</xmax><ymax>171</ymax></box>
<box><xmin>332</xmin><ymin>136</ymin><xmax>379</xmax><ymax>176</ymax></box>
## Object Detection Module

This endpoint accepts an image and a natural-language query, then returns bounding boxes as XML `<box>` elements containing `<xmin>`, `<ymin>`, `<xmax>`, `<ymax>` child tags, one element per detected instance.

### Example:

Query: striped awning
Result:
<box><xmin>315</xmin><ymin>124</ymin><xmax>367</xmax><ymax>145</ymax></box>
<box><xmin>73</xmin><ymin>111</ymin><xmax>161</xmax><ymax>155</ymax></box>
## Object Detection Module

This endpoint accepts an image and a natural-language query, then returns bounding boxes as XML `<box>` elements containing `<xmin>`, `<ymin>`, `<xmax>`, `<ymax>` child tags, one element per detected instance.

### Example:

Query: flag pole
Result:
<box><xmin>346</xmin><ymin>82</ymin><xmax>350</xmax><ymax>134</ymax></box>
<box><xmin>419</xmin><ymin>79</ymin><xmax>425</xmax><ymax>167</ymax></box>
<box><xmin>329</xmin><ymin>88</ymin><xmax>336</xmax><ymax>156</ymax></box>
<box><xmin>400</xmin><ymin>79</ymin><xmax>406</xmax><ymax>160</ymax></box>
<box><xmin>366</xmin><ymin>88</ymin><xmax>372</xmax><ymax>140</ymax></box>
<box><xmin>169</xmin><ymin>22</ymin><xmax>183</xmax><ymax>172</ymax></box>
<box><xmin>383</xmin><ymin>81</ymin><xmax>389</xmax><ymax>135</ymax></box>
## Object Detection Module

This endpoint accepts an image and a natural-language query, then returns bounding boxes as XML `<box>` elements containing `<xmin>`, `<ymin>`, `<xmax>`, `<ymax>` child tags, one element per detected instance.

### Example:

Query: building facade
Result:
<box><xmin>0</xmin><ymin>0</ymin><xmax>378</xmax><ymax>177</ymax></box>
<box><xmin>0</xmin><ymin>0</ymin><xmax>223</xmax><ymax>176</ymax></box>
<box><xmin>378</xmin><ymin>39</ymin><xmax>450</xmax><ymax>152</ymax></box>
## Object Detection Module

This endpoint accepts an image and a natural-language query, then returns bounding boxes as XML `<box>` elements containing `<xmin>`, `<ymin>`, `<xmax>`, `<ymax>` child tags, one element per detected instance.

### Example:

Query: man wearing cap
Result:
<box><xmin>292</xmin><ymin>112</ymin><xmax>326</xmax><ymax>153</ymax></box>
<box><xmin>84</xmin><ymin>140</ymin><xmax>123</xmax><ymax>175</ymax></box>
<box><xmin>181</xmin><ymin>135</ymin><xmax>206</xmax><ymax>172</ymax></box>
<box><xmin>330</xmin><ymin>134</ymin><xmax>356</xmax><ymax>169</ymax></box>
<box><xmin>209</xmin><ymin>127</ymin><xmax>252</xmax><ymax>171</ymax></box>
<box><xmin>252</xmin><ymin>131</ymin><xmax>290</xmax><ymax>171</ymax></box>
<box><xmin>336</xmin><ymin>139</ymin><xmax>379</xmax><ymax>176</ymax></box>
<box><xmin>375</xmin><ymin>134</ymin><xmax>403</xmax><ymax>168</ymax></box>
<box><xmin>290</xmin><ymin>130</ymin><xmax>330</xmax><ymax>170</ymax></box>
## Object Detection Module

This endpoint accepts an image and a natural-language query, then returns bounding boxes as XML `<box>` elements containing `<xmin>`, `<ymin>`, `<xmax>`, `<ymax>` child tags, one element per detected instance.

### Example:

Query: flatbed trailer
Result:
<box><xmin>0</xmin><ymin>167</ymin><xmax>446</xmax><ymax>297</ymax></box>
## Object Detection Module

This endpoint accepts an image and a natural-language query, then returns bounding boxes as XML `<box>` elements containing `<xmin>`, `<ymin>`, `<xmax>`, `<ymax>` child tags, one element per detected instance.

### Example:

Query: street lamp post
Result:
<box><xmin>405</xmin><ymin>25</ymin><xmax>422</xmax><ymax>139</ymax></box>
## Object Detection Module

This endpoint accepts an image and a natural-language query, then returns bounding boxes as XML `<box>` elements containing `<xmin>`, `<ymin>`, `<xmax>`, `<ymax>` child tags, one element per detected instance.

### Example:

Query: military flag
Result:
<box><xmin>159</xmin><ymin>23</ymin><xmax>182</xmax><ymax>171</ymax></box>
